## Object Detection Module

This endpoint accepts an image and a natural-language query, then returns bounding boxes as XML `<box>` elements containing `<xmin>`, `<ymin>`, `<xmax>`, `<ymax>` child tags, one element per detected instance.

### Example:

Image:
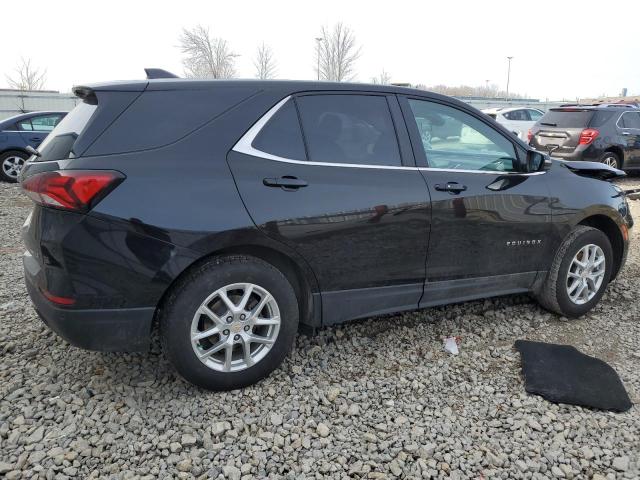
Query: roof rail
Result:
<box><xmin>144</xmin><ymin>68</ymin><xmax>180</xmax><ymax>79</ymax></box>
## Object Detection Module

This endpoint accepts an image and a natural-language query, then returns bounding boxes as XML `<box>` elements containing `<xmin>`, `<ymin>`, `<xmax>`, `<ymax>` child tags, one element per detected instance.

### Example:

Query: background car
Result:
<box><xmin>20</xmin><ymin>77</ymin><xmax>632</xmax><ymax>390</ymax></box>
<box><xmin>0</xmin><ymin>111</ymin><xmax>67</xmax><ymax>182</ymax></box>
<box><xmin>483</xmin><ymin>106</ymin><xmax>544</xmax><ymax>141</ymax></box>
<box><xmin>529</xmin><ymin>104</ymin><xmax>640</xmax><ymax>170</ymax></box>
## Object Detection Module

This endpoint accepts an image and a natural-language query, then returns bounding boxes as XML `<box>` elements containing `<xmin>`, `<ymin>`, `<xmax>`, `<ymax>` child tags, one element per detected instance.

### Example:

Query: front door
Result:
<box><xmin>618</xmin><ymin>111</ymin><xmax>640</xmax><ymax>168</ymax></box>
<box><xmin>228</xmin><ymin>93</ymin><xmax>431</xmax><ymax>324</ymax></box>
<box><xmin>399</xmin><ymin>96</ymin><xmax>551</xmax><ymax>301</ymax></box>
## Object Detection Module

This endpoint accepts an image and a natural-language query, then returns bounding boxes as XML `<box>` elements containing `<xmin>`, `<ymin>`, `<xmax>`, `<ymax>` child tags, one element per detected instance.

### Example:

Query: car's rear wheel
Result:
<box><xmin>599</xmin><ymin>151</ymin><xmax>621</xmax><ymax>169</ymax></box>
<box><xmin>160</xmin><ymin>255</ymin><xmax>299</xmax><ymax>390</ymax></box>
<box><xmin>535</xmin><ymin>226</ymin><xmax>613</xmax><ymax>318</ymax></box>
<box><xmin>0</xmin><ymin>150</ymin><xmax>29</xmax><ymax>183</ymax></box>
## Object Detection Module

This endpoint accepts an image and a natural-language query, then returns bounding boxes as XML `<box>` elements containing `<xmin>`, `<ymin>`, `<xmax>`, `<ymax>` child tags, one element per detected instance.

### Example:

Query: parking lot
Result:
<box><xmin>0</xmin><ymin>177</ymin><xmax>638</xmax><ymax>479</ymax></box>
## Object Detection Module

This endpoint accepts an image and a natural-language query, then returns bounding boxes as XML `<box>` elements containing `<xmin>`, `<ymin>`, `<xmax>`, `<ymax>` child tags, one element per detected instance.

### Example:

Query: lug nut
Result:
<box><xmin>223</xmin><ymin>329</ymin><xmax>230</xmax><ymax>336</ymax></box>
<box><xmin>244</xmin><ymin>325</ymin><xmax>250</xmax><ymax>332</ymax></box>
<box><xmin>240</xmin><ymin>314</ymin><xmax>246</xmax><ymax>320</ymax></box>
<box><xmin>234</xmin><ymin>334</ymin><xmax>240</xmax><ymax>341</ymax></box>
<box><xmin>226</xmin><ymin>316</ymin><xmax>233</xmax><ymax>323</ymax></box>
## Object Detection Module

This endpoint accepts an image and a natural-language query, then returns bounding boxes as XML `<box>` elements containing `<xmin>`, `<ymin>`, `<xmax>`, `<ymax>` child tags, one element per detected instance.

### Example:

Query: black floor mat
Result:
<box><xmin>515</xmin><ymin>340</ymin><xmax>632</xmax><ymax>412</ymax></box>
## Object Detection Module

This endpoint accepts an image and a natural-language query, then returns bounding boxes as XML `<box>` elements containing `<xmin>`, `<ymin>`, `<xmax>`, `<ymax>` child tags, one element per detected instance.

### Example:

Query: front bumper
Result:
<box><xmin>25</xmin><ymin>255</ymin><xmax>154</xmax><ymax>352</ymax></box>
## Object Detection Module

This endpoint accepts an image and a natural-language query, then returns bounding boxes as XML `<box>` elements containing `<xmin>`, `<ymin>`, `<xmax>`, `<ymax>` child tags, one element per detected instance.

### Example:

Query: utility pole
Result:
<box><xmin>506</xmin><ymin>56</ymin><xmax>513</xmax><ymax>101</ymax></box>
<box><xmin>315</xmin><ymin>37</ymin><xmax>323</xmax><ymax>80</ymax></box>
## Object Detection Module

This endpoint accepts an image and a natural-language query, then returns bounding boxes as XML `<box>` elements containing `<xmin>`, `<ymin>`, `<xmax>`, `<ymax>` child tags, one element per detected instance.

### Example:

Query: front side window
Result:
<box><xmin>252</xmin><ymin>100</ymin><xmax>306</xmax><ymax>160</ymax></box>
<box><xmin>30</xmin><ymin>115</ymin><xmax>62</xmax><ymax>132</ymax></box>
<box><xmin>407</xmin><ymin>99</ymin><xmax>518</xmax><ymax>172</ymax></box>
<box><xmin>296</xmin><ymin>94</ymin><xmax>401</xmax><ymax>166</ymax></box>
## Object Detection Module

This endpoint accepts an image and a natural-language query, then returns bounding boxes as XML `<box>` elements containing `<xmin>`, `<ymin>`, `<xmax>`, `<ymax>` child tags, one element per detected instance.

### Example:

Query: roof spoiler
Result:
<box><xmin>144</xmin><ymin>68</ymin><xmax>180</xmax><ymax>79</ymax></box>
<box><xmin>72</xmin><ymin>85</ymin><xmax>98</xmax><ymax>105</ymax></box>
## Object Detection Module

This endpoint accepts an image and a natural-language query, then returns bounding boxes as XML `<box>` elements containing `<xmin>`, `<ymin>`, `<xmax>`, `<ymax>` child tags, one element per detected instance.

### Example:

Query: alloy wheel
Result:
<box><xmin>190</xmin><ymin>282</ymin><xmax>281</xmax><ymax>372</ymax></box>
<box><xmin>566</xmin><ymin>244</ymin><xmax>606</xmax><ymax>305</ymax></box>
<box><xmin>2</xmin><ymin>155</ymin><xmax>25</xmax><ymax>180</ymax></box>
<box><xmin>602</xmin><ymin>155</ymin><xmax>618</xmax><ymax>169</ymax></box>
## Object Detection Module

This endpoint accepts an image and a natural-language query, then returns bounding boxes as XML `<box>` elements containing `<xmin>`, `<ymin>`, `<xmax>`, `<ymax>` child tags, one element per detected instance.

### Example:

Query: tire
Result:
<box><xmin>0</xmin><ymin>150</ymin><xmax>29</xmax><ymax>183</ymax></box>
<box><xmin>160</xmin><ymin>255</ymin><xmax>299</xmax><ymax>390</ymax></box>
<box><xmin>599</xmin><ymin>151</ymin><xmax>621</xmax><ymax>170</ymax></box>
<box><xmin>535</xmin><ymin>226</ymin><xmax>613</xmax><ymax>318</ymax></box>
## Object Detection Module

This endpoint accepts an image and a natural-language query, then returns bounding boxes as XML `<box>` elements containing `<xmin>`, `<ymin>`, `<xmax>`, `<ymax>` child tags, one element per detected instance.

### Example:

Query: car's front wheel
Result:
<box><xmin>0</xmin><ymin>150</ymin><xmax>29</xmax><ymax>183</ymax></box>
<box><xmin>160</xmin><ymin>255</ymin><xmax>299</xmax><ymax>390</ymax></box>
<box><xmin>535</xmin><ymin>226</ymin><xmax>613</xmax><ymax>318</ymax></box>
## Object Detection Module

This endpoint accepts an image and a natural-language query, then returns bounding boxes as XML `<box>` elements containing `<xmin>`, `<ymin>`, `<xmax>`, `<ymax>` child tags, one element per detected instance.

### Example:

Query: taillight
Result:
<box><xmin>22</xmin><ymin>170</ymin><xmax>123</xmax><ymax>212</ymax></box>
<box><xmin>527</xmin><ymin>129</ymin><xmax>533</xmax><ymax>143</ymax></box>
<box><xmin>578</xmin><ymin>128</ymin><xmax>599</xmax><ymax>145</ymax></box>
<box><xmin>40</xmin><ymin>288</ymin><xmax>76</xmax><ymax>306</ymax></box>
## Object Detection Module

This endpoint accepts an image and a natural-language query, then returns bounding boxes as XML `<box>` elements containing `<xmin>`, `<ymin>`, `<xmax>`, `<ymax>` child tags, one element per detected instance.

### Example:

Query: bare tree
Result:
<box><xmin>179</xmin><ymin>25</ymin><xmax>238</xmax><ymax>79</ymax></box>
<box><xmin>254</xmin><ymin>43</ymin><xmax>277</xmax><ymax>79</ymax></box>
<box><xmin>6</xmin><ymin>57</ymin><xmax>47</xmax><ymax>91</ymax></box>
<box><xmin>316</xmin><ymin>23</ymin><xmax>361</xmax><ymax>82</ymax></box>
<box><xmin>371</xmin><ymin>70</ymin><xmax>392</xmax><ymax>85</ymax></box>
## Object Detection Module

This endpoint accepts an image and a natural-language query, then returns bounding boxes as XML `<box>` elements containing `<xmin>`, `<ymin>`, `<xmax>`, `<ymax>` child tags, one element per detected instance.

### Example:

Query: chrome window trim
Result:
<box><xmin>616</xmin><ymin>111</ymin><xmax>640</xmax><ymax>131</ymax></box>
<box><xmin>231</xmin><ymin>95</ymin><xmax>545</xmax><ymax>176</ymax></box>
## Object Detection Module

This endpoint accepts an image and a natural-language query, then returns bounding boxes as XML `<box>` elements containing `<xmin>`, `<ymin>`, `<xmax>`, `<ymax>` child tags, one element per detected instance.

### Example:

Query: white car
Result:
<box><xmin>482</xmin><ymin>107</ymin><xmax>544</xmax><ymax>141</ymax></box>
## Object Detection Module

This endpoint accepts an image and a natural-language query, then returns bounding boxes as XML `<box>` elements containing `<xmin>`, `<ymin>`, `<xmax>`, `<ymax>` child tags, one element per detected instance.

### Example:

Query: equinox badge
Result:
<box><xmin>506</xmin><ymin>240</ymin><xmax>542</xmax><ymax>246</ymax></box>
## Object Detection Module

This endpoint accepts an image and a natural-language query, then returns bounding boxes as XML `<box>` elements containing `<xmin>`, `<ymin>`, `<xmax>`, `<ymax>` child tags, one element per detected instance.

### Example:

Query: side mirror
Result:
<box><xmin>526</xmin><ymin>150</ymin><xmax>550</xmax><ymax>172</ymax></box>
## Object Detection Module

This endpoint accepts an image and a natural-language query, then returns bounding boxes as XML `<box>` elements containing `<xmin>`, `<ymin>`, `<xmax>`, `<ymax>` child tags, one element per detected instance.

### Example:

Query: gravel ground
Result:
<box><xmin>1</xmin><ymin>177</ymin><xmax>639</xmax><ymax>480</ymax></box>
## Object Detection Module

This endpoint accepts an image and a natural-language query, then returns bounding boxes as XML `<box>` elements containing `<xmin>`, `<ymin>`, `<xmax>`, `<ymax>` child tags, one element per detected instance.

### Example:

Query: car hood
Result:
<box><xmin>555</xmin><ymin>158</ymin><xmax>626</xmax><ymax>181</ymax></box>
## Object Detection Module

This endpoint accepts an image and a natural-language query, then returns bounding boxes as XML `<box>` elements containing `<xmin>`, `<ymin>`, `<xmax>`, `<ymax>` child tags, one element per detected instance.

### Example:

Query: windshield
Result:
<box><xmin>36</xmin><ymin>102</ymin><xmax>97</xmax><ymax>161</ymax></box>
<box><xmin>538</xmin><ymin>109</ymin><xmax>593</xmax><ymax>128</ymax></box>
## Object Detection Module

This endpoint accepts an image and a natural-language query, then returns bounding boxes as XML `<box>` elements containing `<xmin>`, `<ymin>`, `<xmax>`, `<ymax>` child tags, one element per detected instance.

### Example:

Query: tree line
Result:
<box><xmin>5</xmin><ymin>23</ymin><xmax>527</xmax><ymax>100</ymax></box>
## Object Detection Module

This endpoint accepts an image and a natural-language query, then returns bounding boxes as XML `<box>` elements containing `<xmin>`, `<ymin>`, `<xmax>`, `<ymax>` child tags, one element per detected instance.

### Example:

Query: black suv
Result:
<box><xmin>529</xmin><ymin>104</ymin><xmax>640</xmax><ymax>170</ymax></box>
<box><xmin>20</xmin><ymin>74</ymin><xmax>633</xmax><ymax>390</ymax></box>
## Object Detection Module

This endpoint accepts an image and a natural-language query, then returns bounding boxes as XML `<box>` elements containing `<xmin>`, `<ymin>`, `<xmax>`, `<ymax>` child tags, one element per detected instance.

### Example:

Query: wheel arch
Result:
<box><xmin>0</xmin><ymin>147</ymin><xmax>30</xmax><ymax>157</ymax></box>
<box><xmin>578</xmin><ymin>214</ymin><xmax>624</xmax><ymax>280</ymax></box>
<box><xmin>603</xmin><ymin>146</ymin><xmax>624</xmax><ymax>167</ymax></box>
<box><xmin>153</xmin><ymin>243</ymin><xmax>320</xmax><ymax>336</ymax></box>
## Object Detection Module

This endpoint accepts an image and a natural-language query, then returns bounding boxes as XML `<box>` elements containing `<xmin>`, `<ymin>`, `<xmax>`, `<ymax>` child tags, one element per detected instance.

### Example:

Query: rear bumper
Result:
<box><xmin>25</xmin><ymin>262</ymin><xmax>154</xmax><ymax>352</ymax></box>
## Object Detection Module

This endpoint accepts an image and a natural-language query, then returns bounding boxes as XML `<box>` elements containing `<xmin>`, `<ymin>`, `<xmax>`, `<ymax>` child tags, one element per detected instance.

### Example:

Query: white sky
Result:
<box><xmin>2</xmin><ymin>0</ymin><xmax>638</xmax><ymax>100</ymax></box>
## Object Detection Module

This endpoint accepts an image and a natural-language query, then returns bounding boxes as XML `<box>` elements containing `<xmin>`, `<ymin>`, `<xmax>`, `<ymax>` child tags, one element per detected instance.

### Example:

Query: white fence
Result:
<box><xmin>0</xmin><ymin>90</ymin><xmax>79</xmax><ymax>120</ymax></box>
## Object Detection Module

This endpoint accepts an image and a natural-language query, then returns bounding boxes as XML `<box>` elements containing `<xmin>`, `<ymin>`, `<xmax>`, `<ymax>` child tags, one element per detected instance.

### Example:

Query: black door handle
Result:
<box><xmin>263</xmin><ymin>176</ymin><xmax>308</xmax><ymax>190</ymax></box>
<box><xmin>435</xmin><ymin>182</ymin><xmax>467</xmax><ymax>194</ymax></box>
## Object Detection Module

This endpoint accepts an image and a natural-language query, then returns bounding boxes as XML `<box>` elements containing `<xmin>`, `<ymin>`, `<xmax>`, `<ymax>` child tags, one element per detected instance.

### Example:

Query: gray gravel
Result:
<box><xmin>1</xmin><ymin>177</ymin><xmax>639</xmax><ymax>479</ymax></box>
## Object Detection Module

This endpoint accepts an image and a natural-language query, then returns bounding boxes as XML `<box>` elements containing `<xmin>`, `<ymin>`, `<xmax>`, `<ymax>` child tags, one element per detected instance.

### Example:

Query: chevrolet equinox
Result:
<box><xmin>20</xmin><ymin>72</ymin><xmax>633</xmax><ymax>390</ymax></box>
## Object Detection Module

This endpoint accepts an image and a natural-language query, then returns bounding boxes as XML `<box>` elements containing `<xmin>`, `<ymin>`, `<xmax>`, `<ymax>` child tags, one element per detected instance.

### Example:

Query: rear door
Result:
<box><xmin>399</xmin><ymin>96</ymin><xmax>551</xmax><ymax>301</ymax></box>
<box><xmin>228</xmin><ymin>92</ymin><xmax>431</xmax><ymax>324</ymax></box>
<box><xmin>617</xmin><ymin>111</ymin><xmax>640</xmax><ymax>167</ymax></box>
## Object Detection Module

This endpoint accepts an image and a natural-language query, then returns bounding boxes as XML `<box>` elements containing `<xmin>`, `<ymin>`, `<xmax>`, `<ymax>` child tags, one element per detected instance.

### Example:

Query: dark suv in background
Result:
<box><xmin>529</xmin><ymin>105</ymin><xmax>640</xmax><ymax>170</ymax></box>
<box><xmin>19</xmin><ymin>74</ymin><xmax>632</xmax><ymax>390</ymax></box>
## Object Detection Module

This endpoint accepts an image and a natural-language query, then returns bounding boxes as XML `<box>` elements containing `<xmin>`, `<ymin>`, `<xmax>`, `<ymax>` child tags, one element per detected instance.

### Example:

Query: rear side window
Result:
<box><xmin>619</xmin><ymin>111</ymin><xmax>640</xmax><ymax>129</ymax></box>
<box><xmin>36</xmin><ymin>103</ymin><xmax>97</xmax><ymax>161</ymax></box>
<box><xmin>504</xmin><ymin>109</ymin><xmax>529</xmax><ymax>121</ymax></box>
<box><xmin>296</xmin><ymin>94</ymin><xmax>401</xmax><ymax>166</ymax></box>
<box><xmin>528</xmin><ymin>110</ymin><xmax>543</xmax><ymax>121</ymax></box>
<box><xmin>539</xmin><ymin>109</ymin><xmax>593</xmax><ymax>128</ymax></box>
<box><xmin>253</xmin><ymin>100</ymin><xmax>306</xmax><ymax>160</ymax></box>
